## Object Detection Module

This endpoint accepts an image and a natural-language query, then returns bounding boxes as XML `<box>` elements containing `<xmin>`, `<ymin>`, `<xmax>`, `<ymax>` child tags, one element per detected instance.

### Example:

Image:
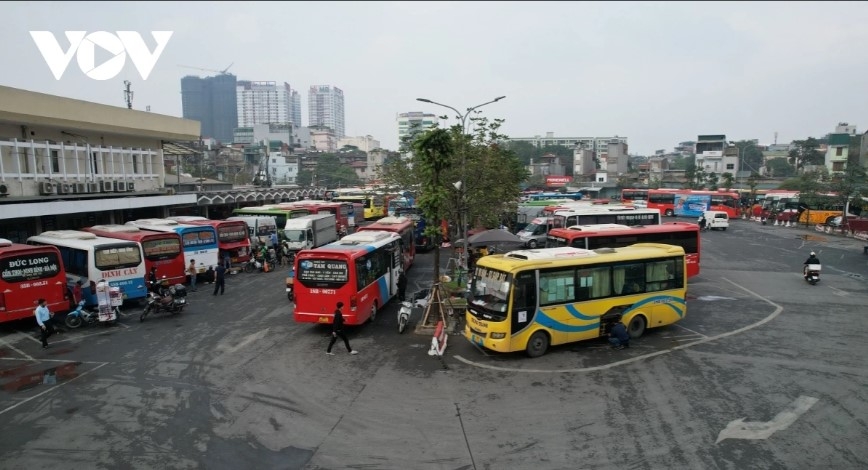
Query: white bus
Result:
<box><xmin>125</xmin><ymin>219</ymin><xmax>219</xmax><ymax>275</ymax></box>
<box><xmin>553</xmin><ymin>207</ymin><xmax>662</xmax><ymax>227</ymax></box>
<box><xmin>27</xmin><ymin>230</ymin><xmax>147</xmax><ymax>305</ymax></box>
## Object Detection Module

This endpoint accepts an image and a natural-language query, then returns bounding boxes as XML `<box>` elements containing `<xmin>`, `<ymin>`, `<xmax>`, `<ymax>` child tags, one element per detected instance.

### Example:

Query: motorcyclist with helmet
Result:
<box><xmin>803</xmin><ymin>251</ymin><xmax>820</xmax><ymax>277</ymax></box>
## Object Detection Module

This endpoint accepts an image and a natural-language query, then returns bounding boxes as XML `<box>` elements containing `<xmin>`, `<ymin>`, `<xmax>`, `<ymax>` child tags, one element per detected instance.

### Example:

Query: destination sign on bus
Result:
<box><xmin>0</xmin><ymin>253</ymin><xmax>61</xmax><ymax>283</ymax></box>
<box><xmin>298</xmin><ymin>259</ymin><xmax>348</xmax><ymax>283</ymax></box>
<box><xmin>183</xmin><ymin>230</ymin><xmax>217</xmax><ymax>246</ymax></box>
<box><xmin>143</xmin><ymin>238</ymin><xmax>181</xmax><ymax>257</ymax></box>
<box><xmin>218</xmin><ymin>226</ymin><xmax>247</xmax><ymax>242</ymax></box>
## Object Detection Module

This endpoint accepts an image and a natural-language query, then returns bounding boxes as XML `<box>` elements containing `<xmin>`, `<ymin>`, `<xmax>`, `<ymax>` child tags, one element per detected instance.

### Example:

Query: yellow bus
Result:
<box><xmin>465</xmin><ymin>243</ymin><xmax>687</xmax><ymax>357</ymax></box>
<box><xmin>333</xmin><ymin>194</ymin><xmax>386</xmax><ymax>220</ymax></box>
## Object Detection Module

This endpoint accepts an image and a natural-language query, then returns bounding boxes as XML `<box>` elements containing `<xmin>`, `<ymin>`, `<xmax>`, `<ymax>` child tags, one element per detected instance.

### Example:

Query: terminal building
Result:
<box><xmin>0</xmin><ymin>85</ymin><xmax>324</xmax><ymax>242</ymax></box>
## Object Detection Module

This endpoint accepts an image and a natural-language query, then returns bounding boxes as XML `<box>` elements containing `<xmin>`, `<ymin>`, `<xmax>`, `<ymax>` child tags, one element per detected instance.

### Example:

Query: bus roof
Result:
<box><xmin>167</xmin><ymin>216</ymin><xmax>210</xmax><ymax>223</ymax></box>
<box><xmin>28</xmin><ymin>230</ymin><xmax>140</xmax><ymax>249</ymax></box>
<box><xmin>87</xmin><ymin>224</ymin><xmax>142</xmax><ymax>234</ymax></box>
<box><xmin>0</xmin><ymin>238</ymin><xmax>61</xmax><ymax>253</ymax></box>
<box><xmin>554</xmin><ymin>206</ymin><xmax>657</xmax><ymax>215</ymax></box>
<box><xmin>84</xmin><ymin>225</ymin><xmax>181</xmax><ymax>242</ymax></box>
<box><xmin>550</xmin><ymin>222</ymin><xmax>698</xmax><ymax>237</ymax></box>
<box><xmin>314</xmin><ymin>230</ymin><xmax>401</xmax><ymax>252</ymax></box>
<box><xmin>482</xmin><ymin>243</ymin><xmax>686</xmax><ymax>271</ymax></box>
<box><xmin>363</xmin><ymin>216</ymin><xmax>412</xmax><ymax>227</ymax></box>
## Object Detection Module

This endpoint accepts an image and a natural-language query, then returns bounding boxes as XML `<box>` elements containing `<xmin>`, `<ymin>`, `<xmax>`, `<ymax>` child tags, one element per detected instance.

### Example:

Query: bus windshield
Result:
<box><xmin>0</xmin><ymin>251</ymin><xmax>62</xmax><ymax>282</ymax></box>
<box><xmin>470</xmin><ymin>266</ymin><xmax>511</xmax><ymax>319</ymax></box>
<box><xmin>218</xmin><ymin>225</ymin><xmax>247</xmax><ymax>243</ymax></box>
<box><xmin>95</xmin><ymin>245</ymin><xmax>141</xmax><ymax>269</ymax></box>
<box><xmin>298</xmin><ymin>258</ymin><xmax>349</xmax><ymax>287</ymax></box>
<box><xmin>142</xmin><ymin>238</ymin><xmax>181</xmax><ymax>260</ymax></box>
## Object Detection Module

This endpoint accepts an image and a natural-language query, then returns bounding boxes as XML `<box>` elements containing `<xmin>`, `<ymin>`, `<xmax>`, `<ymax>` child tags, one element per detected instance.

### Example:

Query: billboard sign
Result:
<box><xmin>546</xmin><ymin>176</ymin><xmax>572</xmax><ymax>185</ymax></box>
<box><xmin>674</xmin><ymin>194</ymin><xmax>711</xmax><ymax>218</ymax></box>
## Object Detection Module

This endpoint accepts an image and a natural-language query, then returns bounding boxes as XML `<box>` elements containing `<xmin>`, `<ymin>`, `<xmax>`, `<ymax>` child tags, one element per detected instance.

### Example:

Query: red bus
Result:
<box><xmin>357</xmin><ymin>216</ymin><xmax>415</xmax><ymax>272</ymax></box>
<box><xmin>646</xmin><ymin>189</ymin><xmax>740</xmax><ymax>218</ymax></box>
<box><xmin>0</xmin><ymin>238</ymin><xmax>69</xmax><ymax>322</ymax></box>
<box><xmin>294</xmin><ymin>230</ymin><xmax>402</xmax><ymax>326</ymax></box>
<box><xmin>279</xmin><ymin>201</ymin><xmax>353</xmax><ymax>236</ymax></box>
<box><xmin>546</xmin><ymin>222</ymin><xmax>701</xmax><ymax>277</ymax></box>
<box><xmin>82</xmin><ymin>224</ymin><xmax>187</xmax><ymax>285</ymax></box>
<box><xmin>167</xmin><ymin>217</ymin><xmax>252</xmax><ymax>265</ymax></box>
<box><xmin>621</xmin><ymin>189</ymin><xmax>649</xmax><ymax>204</ymax></box>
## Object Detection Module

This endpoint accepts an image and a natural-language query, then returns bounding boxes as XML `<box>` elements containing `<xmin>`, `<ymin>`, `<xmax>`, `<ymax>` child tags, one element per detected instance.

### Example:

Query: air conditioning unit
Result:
<box><xmin>74</xmin><ymin>183</ymin><xmax>88</xmax><ymax>194</ymax></box>
<box><xmin>127</xmin><ymin>182</ymin><xmax>136</xmax><ymax>192</ymax></box>
<box><xmin>86</xmin><ymin>182</ymin><xmax>100</xmax><ymax>193</ymax></box>
<box><xmin>38</xmin><ymin>182</ymin><xmax>57</xmax><ymax>195</ymax></box>
<box><xmin>57</xmin><ymin>183</ymin><xmax>72</xmax><ymax>194</ymax></box>
<box><xmin>100</xmin><ymin>180</ymin><xmax>114</xmax><ymax>192</ymax></box>
<box><xmin>114</xmin><ymin>181</ymin><xmax>128</xmax><ymax>192</ymax></box>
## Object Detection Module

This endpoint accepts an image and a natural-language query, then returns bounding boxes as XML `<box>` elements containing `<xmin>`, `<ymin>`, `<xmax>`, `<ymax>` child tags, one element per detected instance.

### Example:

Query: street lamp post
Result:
<box><xmin>416</xmin><ymin>96</ymin><xmax>506</xmax><ymax>271</ymax></box>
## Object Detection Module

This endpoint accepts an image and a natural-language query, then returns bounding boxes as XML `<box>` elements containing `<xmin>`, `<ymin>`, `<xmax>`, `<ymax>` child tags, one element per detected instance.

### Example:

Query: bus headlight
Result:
<box><xmin>490</xmin><ymin>332</ymin><xmax>506</xmax><ymax>339</ymax></box>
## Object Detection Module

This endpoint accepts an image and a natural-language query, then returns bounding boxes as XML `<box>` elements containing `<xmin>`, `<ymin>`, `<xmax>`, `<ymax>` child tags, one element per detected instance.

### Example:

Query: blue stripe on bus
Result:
<box><xmin>535</xmin><ymin>312</ymin><xmax>600</xmax><ymax>333</ymax></box>
<box><xmin>565</xmin><ymin>304</ymin><xmax>597</xmax><ymax>321</ymax></box>
<box><xmin>625</xmin><ymin>295</ymin><xmax>685</xmax><ymax>318</ymax></box>
<box><xmin>377</xmin><ymin>276</ymin><xmax>389</xmax><ymax>303</ymax></box>
<box><xmin>534</xmin><ymin>294</ymin><xmax>686</xmax><ymax>332</ymax></box>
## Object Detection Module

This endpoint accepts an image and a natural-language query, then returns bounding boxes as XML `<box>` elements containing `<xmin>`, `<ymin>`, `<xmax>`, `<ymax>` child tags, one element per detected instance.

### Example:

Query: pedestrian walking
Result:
<box><xmin>222</xmin><ymin>250</ymin><xmax>232</xmax><ymax>270</ymax></box>
<box><xmin>187</xmin><ymin>259</ymin><xmax>198</xmax><ymax>292</ymax></box>
<box><xmin>35</xmin><ymin>298</ymin><xmax>56</xmax><ymax>349</ymax></box>
<box><xmin>213</xmin><ymin>264</ymin><xmax>226</xmax><ymax>295</ymax></box>
<box><xmin>72</xmin><ymin>279</ymin><xmax>84</xmax><ymax>304</ymax></box>
<box><xmin>326</xmin><ymin>302</ymin><xmax>358</xmax><ymax>356</ymax></box>
<box><xmin>270</xmin><ymin>231</ymin><xmax>279</xmax><ymax>254</ymax></box>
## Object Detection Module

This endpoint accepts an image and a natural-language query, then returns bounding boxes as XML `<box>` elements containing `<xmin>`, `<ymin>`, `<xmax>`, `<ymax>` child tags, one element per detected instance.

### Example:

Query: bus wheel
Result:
<box><xmin>525</xmin><ymin>331</ymin><xmax>549</xmax><ymax>358</ymax></box>
<box><xmin>369</xmin><ymin>302</ymin><xmax>378</xmax><ymax>323</ymax></box>
<box><xmin>628</xmin><ymin>314</ymin><xmax>646</xmax><ymax>339</ymax></box>
<box><xmin>665</xmin><ymin>209</ymin><xmax>674</xmax><ymax>217</ymax></box>
<box><xmin>528</xmin><ymin>239</ymin><xmax>538</xmax><ymax>249</ymax></box>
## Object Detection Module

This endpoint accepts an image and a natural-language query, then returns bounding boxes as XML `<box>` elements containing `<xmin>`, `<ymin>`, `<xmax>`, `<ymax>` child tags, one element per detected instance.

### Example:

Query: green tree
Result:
<box><xmin>721</xmin><ymin>172</ymin><xmax>734</xmax><ymax>190</ymax></box>
<box><xmin>412</xmin><ymin>128</ymin><xmax>455</xmax><ymax>284</ymax></box>
<box><xmin>826</xmin><ymin>162</ymin><xmax>867</xmax><ymax>217</ymax></box>
<box><xmin>796</xmin><ymin>170</ymin><xmax>827</xmax><ymax>226</ymax></box>
<box><xmin>296</xmin><ymin>169</ymin><xmax>313</xmax><ymax>186</ymax></box>
<box><xmin>767</xmin><ymin>158</ymin><xmax>797</xmax><ymax>177</ymax></box>
<box><xmin>314</xmin><ymin>154</ymin><xmax>361</xmax><ymax>187</ymax></box>
<box><xmin>732</xmin><ymin>140</ymin><xmax>764</xmax><ymax>175</ymax></box>
<box><xmin>706</xmin><ymin>172</ymin><xmax>719</xmax><ymax>190</ymax></box>
<box><xmin>788</xmin><ymin>138</ymin><xmax>824</xmax><ymax>170</ymax></box>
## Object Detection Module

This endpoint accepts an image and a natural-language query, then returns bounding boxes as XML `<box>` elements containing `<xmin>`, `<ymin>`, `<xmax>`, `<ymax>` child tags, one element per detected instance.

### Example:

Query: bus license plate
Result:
<box><xmin>318</xmin><ymin>316</ymin><xmax>329</xmax><ymax>323</ymax></box>
<box><xmin>471</xmin><ymin>334</ymin><xmax>483</xmax><ymax>345</ymax></box>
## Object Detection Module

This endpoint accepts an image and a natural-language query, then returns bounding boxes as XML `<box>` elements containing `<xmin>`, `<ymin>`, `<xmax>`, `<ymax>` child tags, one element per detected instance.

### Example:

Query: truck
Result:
<box><xmin>283</xmin><ymin>214</ymin><xmax>338</xmax><ymax>252</ymax></box>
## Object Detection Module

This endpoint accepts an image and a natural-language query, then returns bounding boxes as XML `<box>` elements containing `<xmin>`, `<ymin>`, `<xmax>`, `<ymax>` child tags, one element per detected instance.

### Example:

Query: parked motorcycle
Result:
<box><xmin>804</xmin><ymin>263</ymin><xmax>821</xmax><ymax>285</ymax></box>
<box><xmin>140</xmin><ymin>283</ymin><xmax>188</xmax><ymax>322</ymax></box>
<box><xmin>398</xmin><ymin>289</ymin><xmax>429</xmax><ymax>334</ymax></box>
<box><xmin>64</xmin><ymin>300</ymin><xmax>99</xmax><ymax>328</ymax></box>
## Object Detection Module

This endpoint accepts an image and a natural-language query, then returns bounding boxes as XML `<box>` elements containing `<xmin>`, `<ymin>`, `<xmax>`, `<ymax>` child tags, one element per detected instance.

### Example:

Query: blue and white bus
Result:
<box><xmin>125</xmin><ymin>219</ymin><xmax>219</xmax><ymax>276</ymax></box>
<box><xmin>27</xmin><ymin>230</ymin><xmax>148</xmax><ymax>305</ymax></box>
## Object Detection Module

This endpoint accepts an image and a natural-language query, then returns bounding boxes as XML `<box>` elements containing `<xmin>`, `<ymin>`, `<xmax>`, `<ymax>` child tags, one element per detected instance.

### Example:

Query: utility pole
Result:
<box><xmin>123</xmin><ymin>80</ymin><xmax>133</xmax><ymax>109</ymax></box>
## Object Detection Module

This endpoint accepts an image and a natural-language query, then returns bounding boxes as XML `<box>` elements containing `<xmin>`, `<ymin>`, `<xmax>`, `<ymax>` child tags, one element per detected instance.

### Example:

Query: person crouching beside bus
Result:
<box><xmin>608</xmin><ymin>315</ymin><xmax>630</xmax><ymax>350</ymax></box>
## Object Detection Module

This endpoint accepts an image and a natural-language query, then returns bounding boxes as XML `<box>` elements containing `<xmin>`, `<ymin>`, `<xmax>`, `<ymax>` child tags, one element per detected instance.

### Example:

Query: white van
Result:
<box><xmin>704</xmin><ymin>211</ymin><xmax>729</xmax><ymax>231</ymax></box>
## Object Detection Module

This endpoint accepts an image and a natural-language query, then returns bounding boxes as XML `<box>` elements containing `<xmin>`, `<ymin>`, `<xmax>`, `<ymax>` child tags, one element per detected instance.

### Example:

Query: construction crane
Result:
<box><xmin>178</xmin><ymin>63</ymin><xmax>234</xmax><ymax>75</ymax></box>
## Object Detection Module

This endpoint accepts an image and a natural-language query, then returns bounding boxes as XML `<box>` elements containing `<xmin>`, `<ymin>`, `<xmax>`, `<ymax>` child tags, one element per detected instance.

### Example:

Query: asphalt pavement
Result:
<box><xmin>1</xmin><ymin>218</ymin><xmax>867</xmax><ymax>469</ymax></box>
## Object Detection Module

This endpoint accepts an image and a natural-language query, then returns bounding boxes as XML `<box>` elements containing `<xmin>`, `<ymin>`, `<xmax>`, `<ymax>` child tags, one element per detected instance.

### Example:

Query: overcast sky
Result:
<box><xmin>3</xmin><ymin>1</ymin><xmax>867</xmax><ymax>154</ymax></box>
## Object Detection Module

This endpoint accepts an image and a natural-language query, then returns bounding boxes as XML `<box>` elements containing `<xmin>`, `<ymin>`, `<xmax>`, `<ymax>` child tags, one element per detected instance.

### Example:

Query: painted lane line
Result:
<box><xmin>827</xmin><ymin>286</ymin><xmax>848</xmax><ymax>297</ymax></box>
<box><xmin>674</xmin><ymin>324</ymin><xmax>709</xmax><ymax>338</ymax></box>
<box><xmin>49</xmin><ymin>329</ymin><xmax>124</xmax><ymax>345</ymax></box>
<box><xmin>16</xmin><ymin>330</ymin><xmax>42</xmax><ymax>344</ymax></box>
<box><xmin>0</xmin><ymin>357</ymin><xmax>108</xmax><ymax>364</ymax></box>
<box><xmin>0</xmin><ymin>337</ymin><xmax>35</xmax><ymax>361</ymax></box>
<box><xmin>223</xmin><ymin>328</ymin><xmax>270</xmax><ymax>354</ymax></box>
<box><xmin>453</xmin><ymin>277</ymin><xmax>783</xmax><ymax>373</ymax></box>
<box><xmin>716</xmin><ymin>395</ymin><xmax>820</xmax><ymax>443</ymax></box>
<box><xmin>0</xmin><ymin>362</ymin><xmax>108</xmax><ymax>416</ymax></box>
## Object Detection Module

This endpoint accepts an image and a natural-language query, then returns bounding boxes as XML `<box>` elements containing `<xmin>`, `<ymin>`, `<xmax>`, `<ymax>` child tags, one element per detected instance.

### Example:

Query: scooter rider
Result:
<box><xmin>803</xmin><ymin>251</ymin><xmax>820</xmax><ymax>275</ymax></box>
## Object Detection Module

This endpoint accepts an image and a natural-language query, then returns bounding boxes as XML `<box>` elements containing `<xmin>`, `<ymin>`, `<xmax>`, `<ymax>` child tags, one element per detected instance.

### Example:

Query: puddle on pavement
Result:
<box><xmin>1</xmin><ymin>361</ymin><xmax>82</xmax><ymax>393</ymax></box>
<box><xmin>798</xmin><ymin>235</ymin><xmax>827</xmax><ymax>241</ymax></box>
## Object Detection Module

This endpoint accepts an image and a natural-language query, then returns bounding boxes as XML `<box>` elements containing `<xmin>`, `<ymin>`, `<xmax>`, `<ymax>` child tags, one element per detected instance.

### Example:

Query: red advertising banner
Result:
<box><xmin>546</xmin><ymin>176</ymin><xmax>573</xmax><ymax>185</ymax></box>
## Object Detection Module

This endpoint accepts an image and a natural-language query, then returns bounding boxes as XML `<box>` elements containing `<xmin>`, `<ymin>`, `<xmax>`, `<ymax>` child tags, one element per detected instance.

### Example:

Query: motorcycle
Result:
<box><xmin>804</xmin><ymin>263</ymin><xmax>821</xmax><ymax>285</ymax></box>
<box><xmin>398</xmin><ymin>289</ymin><xmax>429</xmax><ymax>334</ymax></box>
<box><xmin>64</xmin><ymin>300</ymin><xmax>100</xmax><ymax>328</ymax></box>
<box><xmin>140</xmin><ymin>283</ymin><xmax>188</xmax><ymax>322</ymax></box>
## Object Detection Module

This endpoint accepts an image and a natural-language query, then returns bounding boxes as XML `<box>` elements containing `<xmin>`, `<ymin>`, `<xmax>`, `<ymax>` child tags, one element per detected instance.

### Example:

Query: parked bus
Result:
<box><xmin>83</xmin><ymin>224</ymin><xmax>187</xmax><ymax>285</ymax></box>
<box><xmin>465</xmin><ymin>243</ymin><xmax>687</xmax><ymax>357</ymax></box>
<box><xmin>125</xmin><ymin>219</ymin><xmax>219</xmax><ymax>276</ymax></box>
<box><xmin>620</xmin><ymin>189</ymin><xmax>649</xmax><ymax>204</ymax></box>
<box><xmin>357</xmin><ymin>216</ymin><xmax>415</xmax><ymax>271</ymax></box>
<box><xmin>553</xmin><ymin>207</ymin><xmax>662</xmax><ymax>227</ymax></box>
<box><xmin>294</xmin><ymin>230</ymin><xmax>402</xmax><ymax>326</ymax></box>
<box><xmin>226</xmin><ymin>215</ymin><xmax>278</xmax><ymax>247</ymax></box>
<box><xmin>279</xmin><ymin>201</ymin><xmax>353</xmax><ymax>235</ymax></box>
<box><xmin>333</xmin><ymin>194</ymin><xmax>386</xmax><ymax>220</ymax></box>
<box><xmin>231</xmin><ymin>205</ymin><xmax>311</xmax><ymax>237</ymax></box>
<box><xmin>0</xmin><ymin>239</ymin><xmax>69</xmax><ymax>322</ymax></box>
<box><xmin>547</xmin><ymin>222</ymin><xmax>701</xmax><ymax>277</ymax></box>
<box><xmin>386</xmin><ymin>195</ymin><xmax>410</xmax><ymax>217</ymax></box>
<box><xmin>27</xmin><ymin>230</ymin><xmax>148</xmax><ymax>305</ymax></box>
<box><xmin>167</xmin><ymin>217</ymin><xmax>252</xmax><ymax>266</ymax></box>
<box><xmin>395</xmin><ymin>207</ymin><xmax>437</xmax><ymax>251</ymax></box>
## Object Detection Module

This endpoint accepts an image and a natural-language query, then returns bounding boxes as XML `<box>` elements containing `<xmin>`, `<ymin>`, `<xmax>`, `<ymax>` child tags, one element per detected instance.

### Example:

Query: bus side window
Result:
<box><xmin>512</xmin><ymin>271</ymin><xmax>537</xmax><ymax>312</ymax></box>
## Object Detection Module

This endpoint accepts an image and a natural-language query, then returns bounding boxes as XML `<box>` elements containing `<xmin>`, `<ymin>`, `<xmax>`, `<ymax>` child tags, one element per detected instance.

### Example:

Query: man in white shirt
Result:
<box><xmin>34</xmin><ymin>298</ymin><xmax>55</xmax><ymax>349</ymax></box>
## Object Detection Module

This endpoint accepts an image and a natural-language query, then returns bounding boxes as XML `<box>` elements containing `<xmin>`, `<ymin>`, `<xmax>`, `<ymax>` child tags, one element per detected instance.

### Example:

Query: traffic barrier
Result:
<box><xmin>774</xmin><ymin>219</ymin><xmax>780</xmax><ymax>226</ymax></box>
<box><xmin>428</xmin><ymin>320</ymin><xmax>448</xmax><ymax>356</ymax></box>
<box><xmin>786</xmin><ymin>220</ymin><xmax>792</xmax><ymax>227</ymax></box>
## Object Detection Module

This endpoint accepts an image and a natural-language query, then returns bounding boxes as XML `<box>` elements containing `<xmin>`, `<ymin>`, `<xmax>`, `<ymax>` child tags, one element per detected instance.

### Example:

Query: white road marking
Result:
<box><xmin>16</xmin><ymin>330</ymin><xmax>41</xmax><ymax>344</ymax></box>
<box><xmin>715</xmin><ymin>395</ymin><xmax>819</xmax><ymax>443</ymax></box>
<box><xmin>454</xmin><ymin>277</ymin><xmax>783</xmax><ymax>373</ymax></box>
<box><xmin>828</xmin><ymin>286</ymin><xmax>848</xmax><ymax>296</ymax></box>
<box><xmin>223</xmin><ymin>328</ymin><xmax>270</xmax><ymax>354</ymax></box>
<box><xmin>674</xmin><ymin>324</ymin><xmax>709</xmax><ymax>338</ymax></box>
<box><xmin>0</xmin><ymin>357</ymin><xmax>108</xmax><ymax>364</ymax></box>
<box><xmin>0</xmin><ymin>362</ymin><xmax>108</xmax><ymax>416</ymax></box>
<box><xmin>49</xmin><ymin>328</ymin><xmax>123</xmax><ymax>345</ymax></box>
<box><xmin>0</xmin><ymin>337</ymin><xmax>34</xmax><ymax>360</ymax></box>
